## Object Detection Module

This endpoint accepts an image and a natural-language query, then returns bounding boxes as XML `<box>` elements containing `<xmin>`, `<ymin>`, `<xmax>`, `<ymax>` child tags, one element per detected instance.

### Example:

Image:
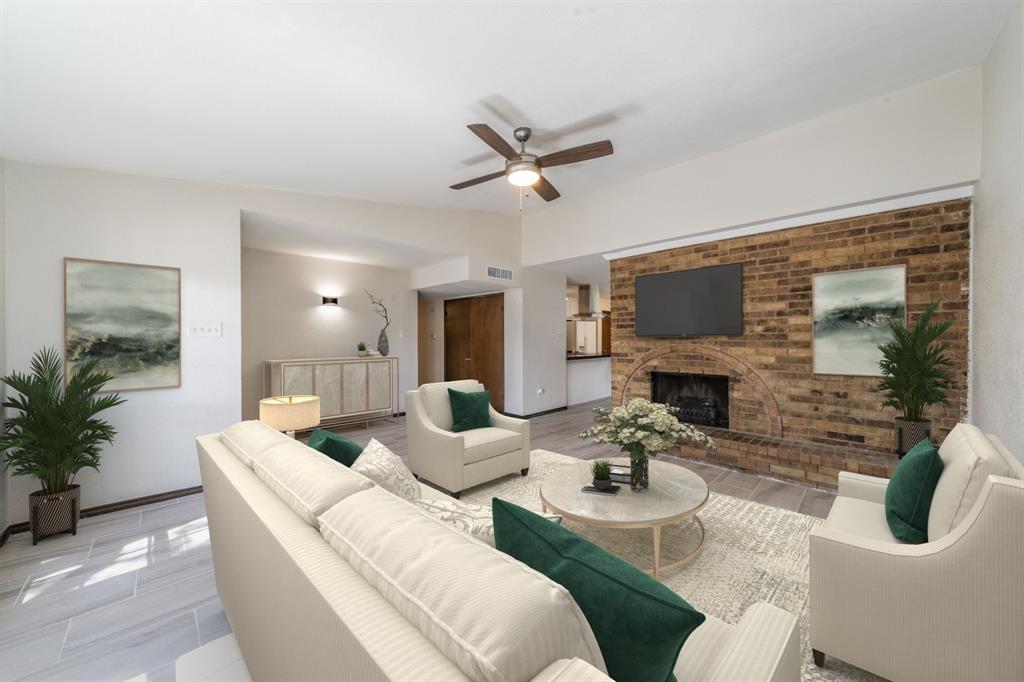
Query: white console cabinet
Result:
<box><xmin>263</xmin><ymin>356</ymin><xmax>398</xmax><ymax>428</ymax></box>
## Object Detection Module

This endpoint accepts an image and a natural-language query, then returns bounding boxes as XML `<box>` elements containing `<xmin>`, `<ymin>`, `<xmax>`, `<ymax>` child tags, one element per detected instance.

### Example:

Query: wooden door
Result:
<box><xmin>444</xmin><ymin>294</ymin><xmax>505</xmax><ymax>412</ymax></box>
<box><xmin>444</xmin><ymin>298</ymin><xmax>473</xmax><ymax>382</ymax></box>
<box><xmin>470</xmin><ymin>294</ymin><xmax>504</xmax><ymax>412</ymax></box>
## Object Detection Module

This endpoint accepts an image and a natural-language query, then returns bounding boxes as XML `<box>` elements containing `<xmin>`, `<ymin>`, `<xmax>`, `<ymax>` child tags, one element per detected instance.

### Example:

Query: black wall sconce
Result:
<box><xmin>322</xmin><ymin>296</ymin><xmax>339</xmax><ymax>306</ymax></box>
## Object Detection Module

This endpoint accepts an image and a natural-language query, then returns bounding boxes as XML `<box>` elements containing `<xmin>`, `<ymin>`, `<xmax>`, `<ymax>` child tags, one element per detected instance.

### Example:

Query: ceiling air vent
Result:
<box><xmin>487</xmin><ymin>265</ymin><xmax>513</xmax><ymax>282</ymax></box>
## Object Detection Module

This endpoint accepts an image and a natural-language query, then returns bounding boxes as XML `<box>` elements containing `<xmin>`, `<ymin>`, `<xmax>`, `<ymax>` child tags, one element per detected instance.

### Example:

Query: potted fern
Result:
<box><xmin>0</xmin><ymin>347</ymin><xmax>124</xmax><ymax>544</ymax></box>
<box><xmin>877</xmin><ymin>303</ymin><xmax>953</xmax><ymax>456</ymax></box>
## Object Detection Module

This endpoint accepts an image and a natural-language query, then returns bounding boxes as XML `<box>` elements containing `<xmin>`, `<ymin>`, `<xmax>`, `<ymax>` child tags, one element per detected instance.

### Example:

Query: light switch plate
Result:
<box><xmin>190</xmin><ymin>322</ymin><xmax>223</xmax><ymax>338</ymax></box>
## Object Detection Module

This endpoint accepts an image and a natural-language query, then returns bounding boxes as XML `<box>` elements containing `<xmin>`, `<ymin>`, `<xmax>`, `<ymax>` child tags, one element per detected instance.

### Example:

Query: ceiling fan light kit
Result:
<box><xmin>506</xmin><ymin>155</ymin><xmax>540</xmax><ymax>187</ymax></box>
<box><xmin>450</xmin><ymin>122</ymin><xmax>613</xmax><ymax>202</ymax></box>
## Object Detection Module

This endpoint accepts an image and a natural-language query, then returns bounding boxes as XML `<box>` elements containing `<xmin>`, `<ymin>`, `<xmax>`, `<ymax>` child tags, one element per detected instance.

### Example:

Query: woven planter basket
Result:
<box><xmin>29</xmin><ymin>484</ymin><xmax>80</xmax><ymax>545</ymax></box>
<box><xmin>894</xmin><ymin>419</ymin><xmax>932</xmax><ymax>457</ymax></box>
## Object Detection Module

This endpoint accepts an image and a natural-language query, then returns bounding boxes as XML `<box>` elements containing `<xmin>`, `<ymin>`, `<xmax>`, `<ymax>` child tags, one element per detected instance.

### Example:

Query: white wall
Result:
<box><xmin>520</xmin><ymin>268</ymin><xmax>568</xmax><ymax>416</ymax></box>
<box><xmin>522</xmin><ymin>68</ymin><xmax>983</xmax><ymax>266</ymax></box>
<box><xmin>504</xmin><ymin>289</ymin><xmax>525</xmax><ymax>415</ymax></box>
<box><xmin>241</xmin><ymin>248</ymin><xmax>417</xmax><ymax>420</ymax></box>
<box><xmin>1</xmin><ymin>161</ymin><xmax>518</xmax><ymax>523</ymax></box>
<box><xmin>417</xmin><ymin>296</ymin><xmax>444</xmax><ymax>385</ymax></box>
<box><xmin>502</xmin><ymin>268</ymin><xmax>567</xmax><ymax>416</ymax></box>
<box><xmin>974</xmin><ymin>2</ymin><xmax>1024</xmax><ymax>460</ymax></box>
<box><xmin>567</xmin><ymin>358</ymin><xmax>612</xmax><ymax>406</ymax></box>
<box><xmin>3</xmin><ymin>162</ymin><xmax>242</xmax><ymax>523</ymax></box>
<box><xmin>0</xmin><ymin>161</ymin><xmax>7</xmax><ymax>533</ymax></box>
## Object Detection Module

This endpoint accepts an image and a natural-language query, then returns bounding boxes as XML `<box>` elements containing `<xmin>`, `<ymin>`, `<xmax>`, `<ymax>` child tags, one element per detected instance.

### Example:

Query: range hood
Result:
<box><xmin>571</xmin><ymin>284</ymin><xmax>605</xmax><ymax>317</ymax></box>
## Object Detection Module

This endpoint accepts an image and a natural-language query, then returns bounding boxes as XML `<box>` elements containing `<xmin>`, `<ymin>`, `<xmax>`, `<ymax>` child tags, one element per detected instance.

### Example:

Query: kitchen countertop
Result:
<box><xmin>566</xmin><ymin>352</ymin><xmax>611</xmax><ymax>361</ymax></box>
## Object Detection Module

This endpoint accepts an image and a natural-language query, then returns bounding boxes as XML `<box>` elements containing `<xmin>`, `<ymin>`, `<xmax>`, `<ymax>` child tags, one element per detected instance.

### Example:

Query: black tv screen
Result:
<box><xmin>635</xmin><ymin>263</ymin><xmax>743</xmax><ymax>337</ymax></box>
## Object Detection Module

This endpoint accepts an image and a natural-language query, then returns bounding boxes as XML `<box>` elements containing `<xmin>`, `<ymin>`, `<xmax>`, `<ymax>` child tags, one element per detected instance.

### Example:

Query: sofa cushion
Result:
<box><xmin>492</xmin><ymin>499</ymin><xmax>705</xmax><ymax>682</ymax></box>
<box><xmin>350</xmin><ymin>438</ymin><xmax>419</xmax><ymax>502</ymax></box>
<box><xmin>252</xmin><ymin>440</ymin><xmax>374</xmax><ymax>525</ymax></box>
<box><xmin>419</xmin><ymin>380</ymin><xmax>484</xmax><ymax>431</ymax></box>
<box><xmin>413</xmin><ymin>497</ymin><xmax>562</xmax><ymax>547</ymax></box>
<box><xmin>307</xmin><ymin>428</ymin><xmax>363</xmax><ymax>467</ymax></box>
<box><xmin>462</xmin><ymin>427</ymin><xmax>523</xmax><ymax>464</ymax></box>
<box><xmin>318</xmin><ymin>486</ymin><xmax>606</xmax><ymax>682</ymax></box>
<box><xmin>885</xmin><ymin>439</ymin><xmax>944</xmax><ymax>543</ymax></box>
<box><xmin>824</xmin><ymin>496</ymin><xmax>902</xmax><ymax>544</ymax></box>
<box><xmin>929</xmin><ymin>423</ymin><xmax>1013</xmax><ymax>540</ymax></box>
<box><xmin>220</xmin><ymin>420</ymin><xmax>292</xmax><ymax>467</ymax></box>
<box><xmin>449</xmin><ymin>388</ymin><xmax>492</xmax><ymax>432</ymax></box>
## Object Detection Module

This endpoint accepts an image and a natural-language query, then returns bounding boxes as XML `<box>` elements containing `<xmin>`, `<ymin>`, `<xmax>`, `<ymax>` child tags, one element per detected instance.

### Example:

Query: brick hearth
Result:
<box><xmin>611</xmin><ymin>199</ymin><xmax>971</xmax><ymax>488</ymax></box>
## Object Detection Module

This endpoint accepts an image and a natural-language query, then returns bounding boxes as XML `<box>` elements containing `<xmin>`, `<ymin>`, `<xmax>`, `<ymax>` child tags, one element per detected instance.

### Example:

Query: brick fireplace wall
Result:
<box><xmin>611</xmin><ymin>198</ymin><xmax>971</xmax><ymax>486</ymax></box>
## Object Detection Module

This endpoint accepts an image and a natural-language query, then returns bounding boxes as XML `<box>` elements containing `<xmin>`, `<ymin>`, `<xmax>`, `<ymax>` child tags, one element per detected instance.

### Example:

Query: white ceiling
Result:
<box><xmin>241</xmin><ymin>211</ymin><xmax>451</xmax><ymax>268</ymax></box>
<box><xmin>1</xmin><ymin>2</ymin><xmax>1011</xmax><ymax>215</ymax></box>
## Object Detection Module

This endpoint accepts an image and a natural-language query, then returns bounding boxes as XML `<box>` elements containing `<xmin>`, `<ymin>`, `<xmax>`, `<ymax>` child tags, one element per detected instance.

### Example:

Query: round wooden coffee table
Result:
<box><xmin>540</xmin><ymin>457</ymin><xmax>708</xmax><ymax>579</ymax></box>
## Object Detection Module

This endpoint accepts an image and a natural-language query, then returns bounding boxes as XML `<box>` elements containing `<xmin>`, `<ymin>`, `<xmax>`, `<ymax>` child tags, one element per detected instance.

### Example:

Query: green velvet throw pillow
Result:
<box><xmin>447</xmin><ymin>388</ymin><xmax>491</xmax><ymax>432</ymax></box>
<box><xmin>492</xmin><ymin>499</ymin><xmax>705</xmax><ymax>682</ymax></box>
<box><xmin>885</xmin><ymin>438</ymin><xmax>944</xmax><ymax>543</ymax></box>
<box><xmin>307</xmin><ymin>428</ymin><xmax>363</xmax><ymax>467</ymax></box>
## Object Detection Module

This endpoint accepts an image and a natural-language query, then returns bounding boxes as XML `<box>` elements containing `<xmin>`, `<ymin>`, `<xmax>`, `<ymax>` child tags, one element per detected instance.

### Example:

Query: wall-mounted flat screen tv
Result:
<box><xmin>635</xmin><ymin>263</ymin><xmax>743</xmax><ymax>337</ymax></box>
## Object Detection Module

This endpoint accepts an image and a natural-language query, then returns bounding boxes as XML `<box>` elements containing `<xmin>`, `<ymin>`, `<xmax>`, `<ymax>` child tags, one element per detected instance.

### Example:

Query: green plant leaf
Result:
<box><xmin>876</xmin><ymin>302</ymin><xmax>954</xmax><ymax>421</ymax></box>
<box><xmin>0</xmin><ymin>347</ymin><xmax>125</xmax><ymax>494</ymax></box>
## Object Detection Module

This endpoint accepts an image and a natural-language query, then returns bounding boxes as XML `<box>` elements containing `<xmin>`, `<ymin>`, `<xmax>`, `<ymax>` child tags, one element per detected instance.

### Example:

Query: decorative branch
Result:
<box><xmin>365</xmin><ymin>290</ymin><xmax>390</xmax><ymax>330</ymax></box>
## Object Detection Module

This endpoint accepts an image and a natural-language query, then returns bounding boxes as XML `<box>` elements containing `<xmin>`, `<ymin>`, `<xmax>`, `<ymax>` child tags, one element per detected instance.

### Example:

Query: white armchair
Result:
<box><xmin>809</xmin><ymin>423</ymin><xmax>1024</xmax><ymax>682</ymax></box>
<box><xmin>406</xmin><ymin>380</ymin><xmax>530</xmax><ymax>498</ymax></box>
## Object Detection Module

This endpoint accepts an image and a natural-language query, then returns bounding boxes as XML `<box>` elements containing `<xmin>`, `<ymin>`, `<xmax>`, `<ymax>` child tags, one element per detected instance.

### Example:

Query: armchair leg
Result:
<box><xmin>812</xmin><ymin>649</ymin><xmax>825</xmax><ymax>668</ymax></box>
<box><xmin>521</xmin><ymin>467</ymin><xmax>530</xmax><ymax>476</ymax></box>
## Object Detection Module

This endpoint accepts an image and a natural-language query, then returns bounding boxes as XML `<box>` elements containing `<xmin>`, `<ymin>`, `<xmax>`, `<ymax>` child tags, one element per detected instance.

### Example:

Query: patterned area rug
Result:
<box><xmin>462</xmin><ymin>450</ymin><xmax>883</xmax><ymax>682</ymax></box>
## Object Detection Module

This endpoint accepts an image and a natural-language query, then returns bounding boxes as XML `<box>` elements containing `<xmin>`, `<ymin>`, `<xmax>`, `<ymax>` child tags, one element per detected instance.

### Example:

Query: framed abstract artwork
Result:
<box><xmin>812</xmin><ymin>265</ymin><xmax>906</xmax><ymax>376</ymax></box>
<box><xmin>64</xmin><ymin>258</ymin><xmax>181</xmax><ymax>391</ymax></box>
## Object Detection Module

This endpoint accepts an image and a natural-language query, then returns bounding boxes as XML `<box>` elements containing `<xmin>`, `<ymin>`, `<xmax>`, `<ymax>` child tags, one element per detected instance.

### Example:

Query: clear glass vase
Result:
<box><xmin>629</xmin><ymin>455</ymin><xmax>649</xmax><ymax>492</ymax></box>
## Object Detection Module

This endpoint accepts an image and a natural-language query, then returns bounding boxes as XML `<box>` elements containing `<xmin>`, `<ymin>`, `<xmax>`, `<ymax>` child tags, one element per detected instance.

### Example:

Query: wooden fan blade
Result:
<box><xmin>533</xmin><ymin>176</ymin><xmax>560</xmax><ymax>202</ymax></box>
<box><xmin>467</xmin><ymin>123</ymin><xmax>518</xmax><ymax>160</ymax></box>
<box><xmin>450</xmin><ymin>170</ymin><xmax>505</xmax><ymax>190</ymax></box>
<box><xmin>538</xmin><ymin>140</ymin><xmax>613</xmax><ymax>168</ymax></box>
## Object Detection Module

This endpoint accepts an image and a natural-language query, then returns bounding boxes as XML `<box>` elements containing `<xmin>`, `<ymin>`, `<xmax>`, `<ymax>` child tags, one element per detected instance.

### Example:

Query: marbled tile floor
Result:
<box><xmin>0</xmin><ymin>399</ymin><xmax>834</xmax><ymax>681</ymax></box>
<box><xmin>0</xmin><ymin>494</ymin><xmax>225</xmax><ymax>682</ymax></box>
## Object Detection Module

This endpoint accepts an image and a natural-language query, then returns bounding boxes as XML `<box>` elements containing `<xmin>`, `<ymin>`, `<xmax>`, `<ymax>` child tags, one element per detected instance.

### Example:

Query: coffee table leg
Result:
<box><xmin>652</xmin><ymin>525</ymin><xmax>661</xmax><ymax>580</ymax></box>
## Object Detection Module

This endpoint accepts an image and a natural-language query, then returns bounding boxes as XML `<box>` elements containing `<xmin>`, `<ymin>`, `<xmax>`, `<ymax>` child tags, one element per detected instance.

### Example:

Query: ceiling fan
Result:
<box><xmin>450</xmin><ymin>124</ymin><xmax>613</xmax><ymax>202</ymax></box>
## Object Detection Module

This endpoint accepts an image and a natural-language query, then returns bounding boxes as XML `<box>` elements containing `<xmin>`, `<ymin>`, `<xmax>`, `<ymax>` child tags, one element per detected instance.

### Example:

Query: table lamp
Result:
<box><xmin>259</xmin><ymin>395</ymin><xmax>321</xmax><ymax>438</ymax></box>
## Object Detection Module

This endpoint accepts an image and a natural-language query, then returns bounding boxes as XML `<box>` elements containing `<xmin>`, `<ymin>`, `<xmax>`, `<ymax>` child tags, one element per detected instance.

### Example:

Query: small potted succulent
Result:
<box><xmin>356</xmin><ymin>341</ymin><xmax>368</xmax><ymax>357</ymax></box>
<box><xmin>0</xmin><ymin>347</ymin><xmax>124</xmax><ymax>544</ymax></box>
<box><xmin>591</xmin><ymin>459</ymin><xmax>613</xmax><ymax>490</ymax></box>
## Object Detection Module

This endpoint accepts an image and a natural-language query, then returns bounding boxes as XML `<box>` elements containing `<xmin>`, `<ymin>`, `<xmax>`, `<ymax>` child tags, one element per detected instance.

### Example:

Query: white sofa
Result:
<box><xmin>406</xmin><ymin>380</ymin><xmax>530</xmax><ymax>498</ymax></box>
<box><xmin>809</xmin><ymin>423</ymin><xmax>1024</xmax><ymax>682</ymax></box>
<box><xmin>197</xmin><ymin>420</ymin><xmax>802</xmax><ymax>682</ymax></box>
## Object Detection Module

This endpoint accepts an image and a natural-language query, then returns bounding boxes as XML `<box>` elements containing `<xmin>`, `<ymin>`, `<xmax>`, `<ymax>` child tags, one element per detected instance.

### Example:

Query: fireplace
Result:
<box><xmin>651</xmin><ymin>371</ymin><xmax>729</xmax><ymax>428</ymax></box>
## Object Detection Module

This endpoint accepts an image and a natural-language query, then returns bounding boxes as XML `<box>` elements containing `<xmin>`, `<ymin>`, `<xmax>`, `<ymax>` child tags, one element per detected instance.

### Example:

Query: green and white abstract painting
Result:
<box><xmin>65</xmin><ymin>258</ymin><xmax>181</xmax><ymax>390</ymax></box>
<box><xmin>812</xmin><ymin>265</ymin><xmax>905</xmax><ymax>376</ymax></box>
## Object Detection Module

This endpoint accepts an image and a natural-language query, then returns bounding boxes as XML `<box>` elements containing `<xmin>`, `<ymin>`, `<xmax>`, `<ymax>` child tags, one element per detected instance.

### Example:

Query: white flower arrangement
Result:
<box><xmin>580</xmin><ymin>398</ymin><xmax>715</xmax><ymax>458</ymax></box>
